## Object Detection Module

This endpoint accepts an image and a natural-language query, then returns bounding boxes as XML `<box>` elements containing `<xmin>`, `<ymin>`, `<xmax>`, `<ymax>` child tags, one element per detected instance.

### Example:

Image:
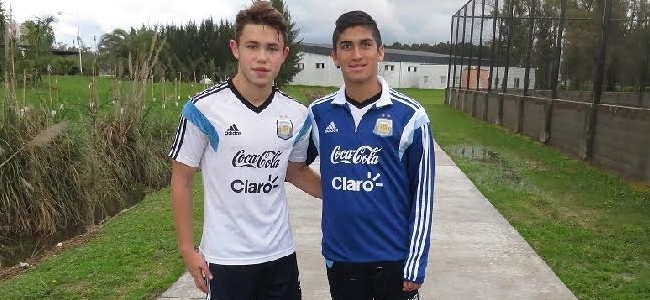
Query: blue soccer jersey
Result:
<box><xmin>308</xmin><ymin>76</ymin><xmax>435</xmax><ymax>284</ymax></box>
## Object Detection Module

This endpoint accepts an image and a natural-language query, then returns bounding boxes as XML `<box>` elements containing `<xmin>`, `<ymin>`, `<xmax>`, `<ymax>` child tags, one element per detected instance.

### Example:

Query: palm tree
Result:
<box><xmin>98</xmin><ymin>27</ymin><xmax>160</xmax><ymax>77</ymax></box>
<box><xmin>98</xmin><ymin>28</ymin><xmax>133</xmax><ymax>74</ymax></box>
<box><xmin>19</xmin><ymin>15</ymin><xmax>57</xmax><ymax>83</ymax></box>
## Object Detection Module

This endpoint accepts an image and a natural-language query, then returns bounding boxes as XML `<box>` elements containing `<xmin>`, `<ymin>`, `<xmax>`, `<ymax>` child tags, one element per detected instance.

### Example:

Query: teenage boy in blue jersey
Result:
<box><xmin>308</xmin><ymin>10</ymin><xmax>435</xmax><ymax>300</ymax></box>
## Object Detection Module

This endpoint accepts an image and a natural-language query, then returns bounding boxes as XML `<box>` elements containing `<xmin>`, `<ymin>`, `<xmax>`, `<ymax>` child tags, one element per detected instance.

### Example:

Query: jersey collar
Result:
<box><xmin>228</xmin><ymin>78</ymin><xmax>275</xmax><ymax>114</ymax></box>
<box><xmin>332</xmin><ymin>76</ymin><xmax>392</xmax><ymax>108</ymax></box>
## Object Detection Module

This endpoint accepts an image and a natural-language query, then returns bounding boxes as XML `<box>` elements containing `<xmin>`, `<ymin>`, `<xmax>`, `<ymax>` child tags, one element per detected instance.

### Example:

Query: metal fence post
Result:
<box><xmin>446</xmin><ymin>15</ymin><xmax>455</xmax><ymax>105</ymax></box>
<box><xmin>551</xmin><ymin>0</ymin><xmax>567</xmax><ymax>100</ymax></box>
<box><xmin>501</xmin><ymin>0</ymin><xmax>515</xmax><ymax>94</ymax></box>
<box><xmin>452</xmin><ymin>9</ymin><xmax>462</xmax><ymax>105</ymax></box>
<box><xmin>477</xmin><ymin>0</ymin><xmax>486</xmax><ymax>91</ymax></box>
<box><xmin>488</xmin><ymin>0</ymin><xmax>499</xmax><ymax>93</ymax></box>
<box><xmin>461</xmin><ymin>4</ymin><xmax>468</xmax><ymax>91</ymax></box>
<box><xmin>523</xmin><ymin>0</ymin><xmax>536</xmax><ymax>96</ymax></box>
<box><xmin>585</xmin><ymin>0</ymin><xmax>613</xmax><ymax>161</ymax></box>
<box><xmin>543</xmin><ymin>0</ymin><xmax>567</xmax><ymax>144</ymax></box>
<box><xmin>519</xmin><ymin>0</ymin><xmax>536</xmax><ymax>133</ymax></box>
<box><xmin>468</xmin><ymin>0</ymin><xmax>476</xmax><ymax>91</ymax></box>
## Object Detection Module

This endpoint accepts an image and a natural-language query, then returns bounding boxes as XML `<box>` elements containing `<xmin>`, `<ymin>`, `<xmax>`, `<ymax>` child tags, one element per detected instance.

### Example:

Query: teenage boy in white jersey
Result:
<box><xmin>168</xmin><ymin>1</ymin><xmax>321</xmax><ymax>299</ymax></box>
<box><xmin>308</xmin><ymin>11</ymin><xmax>435</xmax><ymax>300</ymax></box>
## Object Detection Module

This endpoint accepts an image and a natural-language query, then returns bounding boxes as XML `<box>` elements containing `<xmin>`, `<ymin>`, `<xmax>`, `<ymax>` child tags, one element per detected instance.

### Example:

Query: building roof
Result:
<box><xmin>0</xmin><ymin>44</ymin><xmax>80</xmax><ymax>56</ymax></box>
<box><xmin>301</xmin><ymin>43</ymin><xmax>483</xmax><ymax>65</ymax></box>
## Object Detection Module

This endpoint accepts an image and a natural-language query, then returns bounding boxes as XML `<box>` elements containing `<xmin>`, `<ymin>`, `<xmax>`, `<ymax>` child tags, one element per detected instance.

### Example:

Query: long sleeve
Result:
<box><xmin>403</xmin><ymin>122</ymin><xmax>435</xmax><ymax>284</ymax></box>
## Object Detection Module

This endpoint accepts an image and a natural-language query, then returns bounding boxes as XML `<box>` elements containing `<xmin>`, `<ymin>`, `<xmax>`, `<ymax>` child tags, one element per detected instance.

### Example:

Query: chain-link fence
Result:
<box><xmin>447</xmin><ymin>0</ymin><xmax>650</xmax><ymax>106</ymax></box>
<box><xmin>446</xmin><ymin>0</ymin><xmax>650</xmax><ymax>183</ymax></box>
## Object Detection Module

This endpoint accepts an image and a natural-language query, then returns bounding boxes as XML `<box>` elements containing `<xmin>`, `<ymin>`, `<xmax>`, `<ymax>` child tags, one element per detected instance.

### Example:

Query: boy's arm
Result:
<box><xmin>170</xmin><ymin>161</ymin><xmax>213</xmax><ymax>293</ymax></box>
<box><xmin>403</xmin><ymin>121</ymin><xmax>435</xmax><ymax>286</ymax></box>
<box><xmin>170</xmin><ymin>161</ymin><xmax>198</xmax><ymax>257</ymax></box>
<box><xmin>286</xmin><ymin>161</ymin><xmax>322</xmax><ymax>199</ymax></box>
<box><xmin>168</xmin><ymin>102</ymin><xmax>213</xmax><ymax>293</ymax></box>
<box><xmin>286</xmin><ymin>113</ymin><xmax>322</xmax><ymax>198</ymax></box>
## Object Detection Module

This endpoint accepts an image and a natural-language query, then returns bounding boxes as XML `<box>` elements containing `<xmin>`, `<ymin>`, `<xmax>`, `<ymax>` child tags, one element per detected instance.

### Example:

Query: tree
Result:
<box><xmin>95</xmin><ymin>1</ymin><xmax>302</xmax><ymax>86</ymax></box>
<box><xmin>98</xmin><ymin>27</ymin><xmax>158</xmax><ymax>77</ymax></box>
<box><xmin>533</xmin><ymin>0</ymin><xmax>560</xmax><ymax>90</ymax></box>
<box><xmin>0</xmin><ymin>1</ymin><xmax>6</xmax><ymax>80</ymax></box>
<box><xmin>271</xmin><ymin>0</ymin><xmax>303</xmax><ymax>88</ymax></box>
<box><xmin>18</xmin><ymin>15</ymin><xmax>57</xmax><ymax>83</ymax></box>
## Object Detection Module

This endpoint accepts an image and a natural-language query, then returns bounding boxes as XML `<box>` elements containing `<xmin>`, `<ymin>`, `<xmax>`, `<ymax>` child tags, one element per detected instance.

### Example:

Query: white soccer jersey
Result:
<box><xmin>168</xmin><ymin>79</ymin><xmax>311</xmax><ymax>265</ymax></box>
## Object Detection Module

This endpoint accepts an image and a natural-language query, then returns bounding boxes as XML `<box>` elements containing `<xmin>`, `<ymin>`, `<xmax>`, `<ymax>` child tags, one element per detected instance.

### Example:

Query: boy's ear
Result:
<box><xmin>229</xmin><ymin>40</ymin><xmax>239</xmax><ymax>59</ymax></box>
<box><xmin>330</xmin><ymin>49</ymin><xmax>339</xmax><ymax>66</ymax></box>
<box><xmin>283</xmin><ymin>46</ymin><xmax>289</xmax><ymax>60</ymax></box>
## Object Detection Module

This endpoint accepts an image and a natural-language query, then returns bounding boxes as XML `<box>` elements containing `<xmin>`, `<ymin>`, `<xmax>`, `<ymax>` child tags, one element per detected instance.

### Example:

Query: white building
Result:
<box><xmin>291</xmin><ymin>43</ymin><xmax>535</xmax><ymax>90</ymax></box>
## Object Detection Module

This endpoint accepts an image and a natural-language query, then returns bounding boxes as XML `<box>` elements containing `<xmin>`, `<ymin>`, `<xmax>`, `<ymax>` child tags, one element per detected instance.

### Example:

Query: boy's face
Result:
<box><xmin>331</xmin><ymin>25</ymin><xmax>384</xmax><ymax>85</ymax></box>
<box><xmin>230</xmin><ymin>24</ymin><xmax>289</xmax><ymax>88</ymax></box>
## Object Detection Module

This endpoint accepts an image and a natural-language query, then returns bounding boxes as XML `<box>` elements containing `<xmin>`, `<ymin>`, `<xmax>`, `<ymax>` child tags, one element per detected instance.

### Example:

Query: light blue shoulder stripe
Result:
<box><xmin>399</xmin><ymin>114</ymin><xmax>431</xmax><ymax>159</ymax></box>
<box><xmin>294</xmin><ymin>115</ymin><xmax>312</xmax><ymax>145</ymax></box>
<box><xmin>181</xmin><ymin>101</ymin><xmax>219</xmax><ymax>152</ymax></box>
<box><xmin>309</xmin><ymin>110</ymin><xmax>320</xmax><ymax>155</ymax></box>
<box><xmin>415</xmin><ymin>114</ymin><xmax>430</xmax><ymax>129</ymax></box>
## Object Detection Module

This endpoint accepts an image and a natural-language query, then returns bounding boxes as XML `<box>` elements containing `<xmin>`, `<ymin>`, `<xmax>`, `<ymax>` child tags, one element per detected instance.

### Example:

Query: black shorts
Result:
<box><xmin>326</xmin><ymin>260</ymin><xmax>419</xmax><ymax>300</ymax></box>
<box><xmin>207</xmin><ymin>252</ymin><xmax>302</xmax><ymax>300</ymax></box>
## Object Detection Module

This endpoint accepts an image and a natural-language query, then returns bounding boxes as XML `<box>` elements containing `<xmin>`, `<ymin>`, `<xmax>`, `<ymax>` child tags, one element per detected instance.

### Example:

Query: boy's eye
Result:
<box><xmin>247</xmin><ymin>45</ymin><xmax>257</xmax><ymax>49</ymax></box>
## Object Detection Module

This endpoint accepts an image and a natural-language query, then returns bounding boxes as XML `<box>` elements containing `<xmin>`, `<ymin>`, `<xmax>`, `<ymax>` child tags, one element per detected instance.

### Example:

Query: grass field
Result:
<box><xmin>422</xmin><ymin>91</ymin><xmax>650</xmax><ymax>300</ymax></box>
<box><xmin>0</xmin><ymin>76</ymin><xmax>648</xmax><ymax>299</ymax></box>
<box><xmin>3</xmin><ymin>75</ymin><xmax>335</xmax><ymax>121</ymax></box>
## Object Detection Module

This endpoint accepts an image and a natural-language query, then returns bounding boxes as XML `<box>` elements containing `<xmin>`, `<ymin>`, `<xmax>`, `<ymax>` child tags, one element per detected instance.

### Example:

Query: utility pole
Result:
<box><xmin>77</xmin><ymin>29</ymin><xmax>83</xmax><ymax>75</ymax></box>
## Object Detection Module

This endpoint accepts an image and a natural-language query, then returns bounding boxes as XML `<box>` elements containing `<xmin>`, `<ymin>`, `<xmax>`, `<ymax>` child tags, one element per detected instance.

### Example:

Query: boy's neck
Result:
<box><xmin>232</xmin><ymin>74</ymin><xmax>273</xmax><ymax>107</ymax></box>
<box><xmin>344</xmin><ymin>77</ymin><xmax>381</xmax><ymax>102</ymax></box>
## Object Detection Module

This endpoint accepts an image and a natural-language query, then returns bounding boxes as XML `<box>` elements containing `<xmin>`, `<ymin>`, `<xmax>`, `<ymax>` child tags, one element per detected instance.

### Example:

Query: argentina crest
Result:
<box><xmin>373</xmin><ymin>117</ymin><xmax>393</xmax><ymax>137</ymax></box>
<box><xmin>276</xmin><ymin>116</ymin><xmax>294</xmax><ymax>140</ymax></box>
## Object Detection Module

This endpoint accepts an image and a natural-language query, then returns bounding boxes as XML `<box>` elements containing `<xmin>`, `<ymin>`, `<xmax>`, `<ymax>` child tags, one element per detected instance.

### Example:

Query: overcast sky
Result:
<box><xmin>7</xmin><ymin>0</ymin><xmax>466</xmax><ymax>49</ymax></box>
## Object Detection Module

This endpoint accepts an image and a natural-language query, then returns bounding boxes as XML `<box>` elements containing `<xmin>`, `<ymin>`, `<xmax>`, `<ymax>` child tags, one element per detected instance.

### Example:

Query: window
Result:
<box><xmin>298</xmin><ymin>63</ymin><xmax>304</xmax><ymax>70</ymax></box>
<box><xmin>424</xmin><ymin>76</ymin><xmax>429</xmax><ymax>83</ymax></box>
<box><xmin>408</xmin><ymin>66</ymin><xmax>417</xmax><ymax>72</ymax></box>
<box><xmin>316</xmin><ymin>63</ymin><xmax>325</xmax><ymax>69</ymax></box>
<box><xmin>514</xmin><ymin>78</ymin><xmax>520</xmax><ymax>89</ymax></box>
<box><xmin>384</xmin><ymin>65</ymin><xmax>395</xmax><ymax>71</ymax></box>
<box><xmin>440</xmin><ymin>76</ymin><xmax>446</xmax><ymax>84</ymax></box>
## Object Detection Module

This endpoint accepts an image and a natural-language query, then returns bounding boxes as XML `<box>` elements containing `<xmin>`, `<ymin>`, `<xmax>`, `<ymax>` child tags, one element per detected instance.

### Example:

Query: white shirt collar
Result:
<box><xmin>332</xmin><ymin>76</ymin><xmax>393</xmax><ymax>108</ymax></box>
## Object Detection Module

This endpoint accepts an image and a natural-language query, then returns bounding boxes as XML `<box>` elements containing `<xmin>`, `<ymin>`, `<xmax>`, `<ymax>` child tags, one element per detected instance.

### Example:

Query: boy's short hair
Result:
<box><xmin>235</xmin><ymin>0</ymin><xmax>288</xmax><ymax>45</ymax></box>
<box><xmin>332</xmin><ymin>10</ymin><xmax>382</xmax><ymax>48</ymax></box>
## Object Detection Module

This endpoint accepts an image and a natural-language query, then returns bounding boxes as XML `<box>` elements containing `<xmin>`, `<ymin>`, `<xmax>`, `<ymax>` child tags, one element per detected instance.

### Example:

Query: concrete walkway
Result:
<box><xmin>158</xmin><ymin>143</ymin><xmax>577</xmax><ymax>300</ymax></box>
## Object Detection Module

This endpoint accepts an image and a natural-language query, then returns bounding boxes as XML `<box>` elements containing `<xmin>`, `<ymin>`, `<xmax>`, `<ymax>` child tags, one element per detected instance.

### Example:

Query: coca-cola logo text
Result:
<box><xmin>232</xmin><ymin>150</ymin><xmax>282</xmax><ymax>168</ymax></box>
<box><xmin>330</xmin><ymin>146</ymin><xmax>381</xmax><ymax>164</ymax></box>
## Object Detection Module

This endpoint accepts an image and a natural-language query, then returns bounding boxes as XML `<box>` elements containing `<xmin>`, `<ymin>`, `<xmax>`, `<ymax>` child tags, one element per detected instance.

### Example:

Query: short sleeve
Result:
<box><xmin>288</xmin><ymin>114</ymin><xmax>312</xmax><ymax>163</ymax></box>
<box><xmin>168</xmin><ymin>116</ymin><xmax>209</xmax><ymax>168</ymax></box>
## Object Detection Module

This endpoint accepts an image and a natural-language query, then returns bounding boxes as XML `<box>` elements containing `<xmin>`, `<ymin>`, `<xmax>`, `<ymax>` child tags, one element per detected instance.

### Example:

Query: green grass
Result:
<box><xmin>3</xmin><ymin>75</ymin><xmax>210</xmax><ymax>122</ymax></box>
<box><xmin>2</xmin><ymin>81</ymin><xmax>649</xmax><ymax>299</ymax></box>
<box><xmin>3</xmin><ymin>76</ymin><xmax>335</xmax><ymax>121</ymax></box>
<box><xmin>0</xmin><ymin>177</ymin><xmax>204</xmax><ymax>300</ymax></box>
<box><xmin>406</xmin><ymin>90</ymin><xmax>650</xmax><ymax>300</ymax></box>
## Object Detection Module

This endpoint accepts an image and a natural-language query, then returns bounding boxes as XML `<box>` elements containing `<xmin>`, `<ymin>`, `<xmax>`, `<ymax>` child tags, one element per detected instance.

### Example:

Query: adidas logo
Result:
<box><xmin>324</xmin><ymin>121</ymin><xmax>338</xmax><ymax>133</ymax></box>
<box><xmin>225</xmin><ymin>124</ymin><xmax>241</xmax><ymax>136</ymax></box>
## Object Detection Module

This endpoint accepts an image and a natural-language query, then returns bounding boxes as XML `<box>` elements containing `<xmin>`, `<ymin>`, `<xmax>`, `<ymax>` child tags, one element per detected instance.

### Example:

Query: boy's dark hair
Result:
<box><xmin>332</xmin><ymin>10</ymin><xmax>382</xmax><ymax>49</ymax></box>
<box><xmin>235</xmin><ymin>0</ymin><xmax>288</xmax><ymax>45</ymax></box>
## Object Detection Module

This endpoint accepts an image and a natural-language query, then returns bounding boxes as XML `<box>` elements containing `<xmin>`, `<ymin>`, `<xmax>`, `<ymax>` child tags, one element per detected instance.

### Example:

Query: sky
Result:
<box><xmin>6</xmin><ymin>0</ymin><xmax>467</xmax><ymax>50</ymax></box>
